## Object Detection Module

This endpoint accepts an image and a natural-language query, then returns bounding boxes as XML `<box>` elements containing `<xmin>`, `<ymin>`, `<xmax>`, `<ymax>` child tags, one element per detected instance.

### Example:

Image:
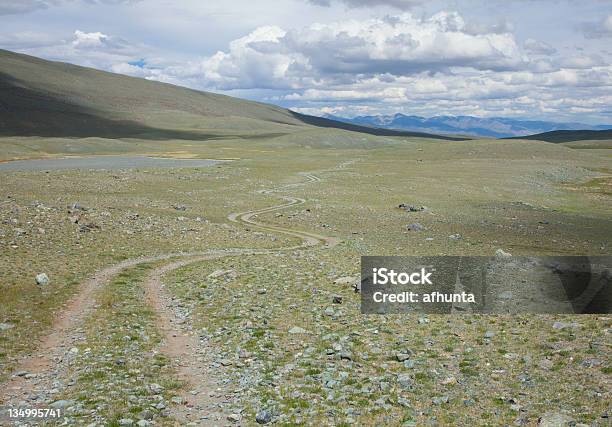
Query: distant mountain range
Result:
<box><xmin>322</xmin><ymin>113</ymin><xmax>612</xmax><ymax>139</ymax></box>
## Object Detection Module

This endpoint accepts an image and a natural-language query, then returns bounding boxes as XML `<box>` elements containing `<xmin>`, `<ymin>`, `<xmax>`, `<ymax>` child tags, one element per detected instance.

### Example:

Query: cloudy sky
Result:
<box><xmin>1</xmin><ymin>0</ymin><xmax>611</xmax><ymax>123</ymax></box>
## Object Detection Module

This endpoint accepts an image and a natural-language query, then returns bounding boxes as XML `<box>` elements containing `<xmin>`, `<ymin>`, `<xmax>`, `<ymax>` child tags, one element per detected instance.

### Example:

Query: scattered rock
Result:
<box><xmin>118</xmin><ymin>419</ymin><xmax>134</xmax><ymax>426</ymax></box>
<box><xmin>288</xmin><ymin>326</ymin><xmax>307</xmax><ymax>334</ymax></box>
<box><xmin>403</xmin><ymin>359</ymin><xmax>416</xmax><ymax>369</ymax></box>
<box><xmin>227</xmin><ymin>413</ymin><xmax>242</xmax><ymax>423</ymax></box>
<box><xmin>432</xmin><ymin>395</ymin><xmax>449</xmax><ymax>405</ymax></box>
<box><xmin>552</xmin><ymin>321</ymin><xmax>577</xmax><ymax>330</ymax></box>
<box><xmin>339</xmin><ymin>351</ymin><xmax>353</xmax><ymax>361</ymax></box>
<box><xmin>35</xmin><ymin>273</ymin><xmax>49</xmax><ymax>286</ymax></box>
<box><xmin>537</xmin><ymin>412</ymin><xmax>575</xmax><ymax>426</ymax></box>
<box><xmin>539</xmin><ymin>358</ymin><xmax>553</xmax><ymax>370</ymax></box>
<box><xmin>219</xmin><ymin>358</ymin><xmax>233</xmax><ymax>366</ymax></box>
<box><xmin>139</xmin><ymin>410</ymin><xmax>154</xmax><ymax>421</ymax></box>
<box><xmin>173</xmin><ymin>204</ymin><xmax>188</xmax><ymax>211</ymax></box>
<box><xmin>580</xmin><ymin>358</ymin><xmax>602</xmax><ymax>368</ymax></box>
<box><xmin>69</xmin><ymin>202</ymin><xmax>88</xmax><ymax>211</ymax></box>
<box><xmin>334</xmin><ymin>276</ymin><xmax>358</xmax><ymax>285</ymax></box>
<box><xmin>0</xmin><ymin>322</ymin><xmax>14</xmax><ymax>331</ymax></box>
<box><xmin>50</xmin><ymin>399</ymin><xmax>75</xmax><ymax>409</ymax></box>
<box><xmin>324</xmin><ymin>307</ymin><xmax>335</xmax><ymax>316</ymax></box>
<box><xmin>495</xmin><ymin>249</ymin><xmax>512</xmax><ymax>258</ymax></box>
<box><xmin>396</xmin><ymin>352</ymin><xmax>412</xmax><ymax>362</ymax></box>
<box><xmin>208</xmin><ymin>269</ymin><xmax>235</xmax><ymax>279</ymax></box>
<box><xmin>256</xmin><ymin>410</ymin><xmax>273</xmax><ymax>424</ymax></box>
<box><xmin>448</xmin><ymin>234</ymin><xmax>461</xmax><ymax>240</ymax></box>
<box><xmin>149</xmin><ymin>383</ymin><xmax>164</xmax><ymax>393</ymax></box>
<box><xmin>79</xmin><ymin>222</ymin><xmax>100</xmax><ymax>232</ymax></box>
<box><xmin>398</xmin><ymin>204</ymin><xmax>426</xmax><ymax>212</ymax></box>
<box><xmin>397</xmin><ymin>373</ymin><xmax>413</xmax><ymax>390</ymax></box>
<box><xmin>484</xmin><ymin>331</ymin><xmax>495</xmax><ymax>339</ymax></box>
<box><xmin>406</xmin><ymin>223</ymin><xmax>425</xmax><ymax>232</ymax></box>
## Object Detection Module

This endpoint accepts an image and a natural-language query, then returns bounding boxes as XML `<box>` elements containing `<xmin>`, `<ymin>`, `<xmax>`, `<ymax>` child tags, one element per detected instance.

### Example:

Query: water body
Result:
<box><xmin>0</xmin><ymin>156</ymin><xmax>222</xmax><ymax>172</ymax></box>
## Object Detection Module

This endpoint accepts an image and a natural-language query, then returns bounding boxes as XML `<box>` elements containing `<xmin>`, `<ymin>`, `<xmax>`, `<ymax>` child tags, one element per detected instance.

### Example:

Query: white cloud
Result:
<box><xmin>194</xmin><ymin>12</ymin><xmax>525</xmax><ymax>91</ymax></box>
<box><xmin>2</xmin><ymin>4</ymin><xmax>610</xmax><ymax>124</ymax></box>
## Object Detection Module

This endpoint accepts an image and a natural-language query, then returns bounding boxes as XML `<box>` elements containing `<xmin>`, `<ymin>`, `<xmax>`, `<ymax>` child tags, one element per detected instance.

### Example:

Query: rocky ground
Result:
<box><xmin>0</xmin><ymin>137</ymin><xmax>610</xmax><ymax>425</ymax></box>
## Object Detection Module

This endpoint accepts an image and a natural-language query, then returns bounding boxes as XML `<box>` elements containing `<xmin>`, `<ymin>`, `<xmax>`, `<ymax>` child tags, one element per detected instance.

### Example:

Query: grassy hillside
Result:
<box><xmin>0</xmin><ymin>49</ymin><xmax>462</xmax><ymax>141</ymax></box>
<box><xmin>507</xmin><ymin>129</ymin><xmax>612</xmax><ymax>143</ymax></box>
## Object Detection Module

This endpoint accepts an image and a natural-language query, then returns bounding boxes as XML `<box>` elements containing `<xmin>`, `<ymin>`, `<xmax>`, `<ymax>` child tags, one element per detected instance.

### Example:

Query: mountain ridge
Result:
<box><xmin>323</xmin><ymin>113</ymin><xmax>612</xmax><ymax>139</ymax></box>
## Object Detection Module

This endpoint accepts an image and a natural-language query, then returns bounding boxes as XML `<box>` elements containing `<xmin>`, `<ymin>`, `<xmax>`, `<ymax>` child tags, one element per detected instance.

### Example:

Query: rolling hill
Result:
<box><xmin>505</xmin><ymin>129</ymin><xmax>612</xmax><ymax>143</ymax></box>
<box><xmin>0</xmin><ymin>49</ymin><xmax>461</xmax><ymax>141</ymax></box>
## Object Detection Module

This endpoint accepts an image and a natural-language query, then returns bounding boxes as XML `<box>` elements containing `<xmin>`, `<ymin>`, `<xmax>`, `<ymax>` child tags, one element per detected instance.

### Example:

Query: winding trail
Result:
<box><xmin>0</xmin><ymin>167</ymin><xmax>340</xmax><ymax>424</ymax></box>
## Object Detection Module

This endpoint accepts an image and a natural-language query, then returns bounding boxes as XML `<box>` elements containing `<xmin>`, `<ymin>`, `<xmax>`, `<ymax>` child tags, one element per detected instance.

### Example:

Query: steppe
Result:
<box><xmin>0</xmin><ymin>49</ymin><xmax>610</xmax><ymax>426</ymax></box>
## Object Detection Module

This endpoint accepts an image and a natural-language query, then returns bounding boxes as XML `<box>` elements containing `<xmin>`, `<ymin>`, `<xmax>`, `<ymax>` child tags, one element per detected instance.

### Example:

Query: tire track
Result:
<box><xmin>0</xmin><ymin>168</ymin><xmax>340</xmax><ymax>425</ymax></box>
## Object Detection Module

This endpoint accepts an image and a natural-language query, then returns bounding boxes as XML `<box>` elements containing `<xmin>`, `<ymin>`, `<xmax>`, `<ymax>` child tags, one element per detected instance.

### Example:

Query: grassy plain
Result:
<box><xmin>0</xmin><ymin>133</ymin><xmax>611</xmax><ymax>425</ymax></box>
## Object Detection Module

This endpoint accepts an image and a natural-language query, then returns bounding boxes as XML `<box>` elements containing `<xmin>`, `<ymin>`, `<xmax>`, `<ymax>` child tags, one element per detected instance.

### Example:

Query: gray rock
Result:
<box><xmin>50</xmin><ymin>399</ymin><xmax>75</xmax><ymax>409</ymax></box>
<box><xmin>334</xmin><ymin>276</ymin><xmax>358</xmax><ymax>285</ymax></box>
<box><xmin>432</xmin><ymin>395</ymin><xmax>449</xmax><ymax>405</ymax></box>
<box><xmin>399</xmin><ymin>204</ymin><xmax>426</xmax><ymax>212</ymax></box>
<box><xmin>552</xmin><ymin>321</ymin><xmax>577</xmax><ymax>330</ymax></box>
<box><xmin>288</xmin><ymin>326</ymin><xmax>307</xmax><ymax>334</ymax></box>
<box><xmin>580</xmin><ymin>358</ymin><xmax>602</xmax><ymax>368</ymax></box>
<box><xmin>324</xmin><ymin>307</ymin><xmax>335</xmax><ymax>316</ymax></box>
<box><xmin>396</xmin><ymin>352</ymin><xmax>411</xmax><ymax>362</ymax></box>
<box><xmin>0</xmin><ymin>323</ymin><xmax>14</xmax><ymax>331</ymax></box>
<box><xmin>403</xmin><ymin>360</ymin><xmax>416</xmax><ymax>369</ymax></box>
<box><xmin>339</xmin><ymin>351</ymin><xmax>353</xmax><ymax>361</ymax></box>
<box><xmin>407</xmin><ymin>223</ymin><xmax>425</xmax><ymax>232</ymax></box>
<box><xmin>118</xmin><ymin>419</ymin><xmax>133</xmax><ymax>426</ymax></box>
<box><xmin>139</xmin><ymin>410</ymin><xmax>154</xmax><ymax>420</ymax></box>
<box><xmin>70</xmin><ymin>202</ymin><xmax>88</xmax><ymax>211</ymax></box>
<box><xmin>332</xmin><ymin>295</ymin><xmax>343</xmax><ymax>304</ymax></box>
<box><xmin>256</xmin><ymin>410</ymin><xmax>273</xmax><ymax>424</ymax></box>
<box><xmin>136</xmin><ymin>421</ymin><xmax>150</xmax><ymax>427</ymax></box>
<box><xmin>537</xmin><ymin>412</ymin><xmax>575</xmax><ymax>426</ymax></box>
<box><xmin>149</xmin><ymin>383</ymin><xmax>164</xmax><ymax>393</ymax></box>
<box><xmin>397</xmin><ymin>373</ymin><xmax>413</xmax><ymax>390</ymax></box>
<box><xmin>35</xmin><ymin>273</ymin><xmax>49</xmax><ymax>286</ymax></box>
<box><xmin>397</xmin><ymin>397</ymin><xmax>411</xmax><ymax>407</ymax></box>
<box><xmin>495</xmin><ymin>249</ymin><xmax>512</xmax><ymax>258</ymax></box>
<box><xmin>448</xmin><ymin>234</ymin><xmax>461</xmax><ymax>240</ymax></box>
<box><xmin>539</xmin><ymin>358</ymin><xmax>553</xmax><ymax>370</ymax></box>
<box><xmin>484</xmin><ymin>331</ymin><xmax>495</xmax><ymax>339</ymax></box>
<box><xmin>227</xmin><ymin>413</ymin><xmax>242</xmax><ymax>423</ymax></box>
<box><xmin>498</xmin><ymin>291</ymin><xmax>513</xmax><ymax>300</ymax></box>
